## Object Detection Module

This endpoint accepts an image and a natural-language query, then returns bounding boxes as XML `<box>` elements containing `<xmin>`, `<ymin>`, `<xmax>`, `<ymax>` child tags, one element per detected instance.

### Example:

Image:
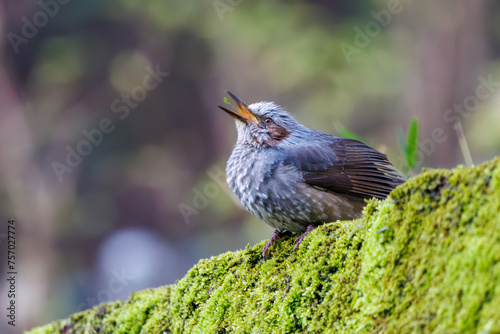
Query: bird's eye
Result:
<box><xmin>263</xmin><ymin>118</ymin><xmax>273</xmax><ymax>124</ymax></box>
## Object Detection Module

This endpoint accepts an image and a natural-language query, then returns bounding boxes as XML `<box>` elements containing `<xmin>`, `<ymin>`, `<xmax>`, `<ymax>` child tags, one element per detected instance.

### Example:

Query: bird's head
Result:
<box><xmin>219</xmin><ymin>91</ymin><xmax>306</xmax><ymax>148</ymax></box>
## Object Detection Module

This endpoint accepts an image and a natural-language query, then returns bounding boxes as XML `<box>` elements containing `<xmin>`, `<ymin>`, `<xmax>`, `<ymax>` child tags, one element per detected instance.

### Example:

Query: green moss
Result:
<box><xmin>28</xmin><ymin>157</ymin><xmax>500</xmax><ymax>333</ymax></box>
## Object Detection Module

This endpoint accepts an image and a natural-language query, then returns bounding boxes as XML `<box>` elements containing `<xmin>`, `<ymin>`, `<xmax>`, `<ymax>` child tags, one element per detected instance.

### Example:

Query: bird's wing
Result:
<box><xmin>282</xmin><ymin>138</ymin><xmax>405</xmax><ymax>201</ymax></box>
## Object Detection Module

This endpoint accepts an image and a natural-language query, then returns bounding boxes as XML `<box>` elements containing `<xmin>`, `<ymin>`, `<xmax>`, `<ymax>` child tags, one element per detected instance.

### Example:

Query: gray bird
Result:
<box><xmin>219</xmin><ymin>92</ymin><xmax>405</xmax><ymax>260</ymax></box>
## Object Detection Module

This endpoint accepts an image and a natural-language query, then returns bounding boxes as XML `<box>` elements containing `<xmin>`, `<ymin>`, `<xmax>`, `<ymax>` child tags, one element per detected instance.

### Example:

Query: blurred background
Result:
<box><xmin>1</xmin><ymin>0</ymin><xmax>500</xmax><ymax>331</ymax></box>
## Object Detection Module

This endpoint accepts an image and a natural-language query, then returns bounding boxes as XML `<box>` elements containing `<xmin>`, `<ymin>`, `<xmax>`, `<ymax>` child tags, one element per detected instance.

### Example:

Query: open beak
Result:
<box><xmin>218</xmin><ymin>91</ymin><xmax>260</xmax><ymax>125</ymax></box>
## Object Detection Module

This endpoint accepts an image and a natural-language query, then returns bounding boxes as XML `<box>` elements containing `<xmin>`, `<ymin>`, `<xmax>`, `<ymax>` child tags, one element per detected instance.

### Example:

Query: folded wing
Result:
<box><xmin>282</xmin><ymin>138</ymin><xmax>405</xmax><ymax>201</ymax></box>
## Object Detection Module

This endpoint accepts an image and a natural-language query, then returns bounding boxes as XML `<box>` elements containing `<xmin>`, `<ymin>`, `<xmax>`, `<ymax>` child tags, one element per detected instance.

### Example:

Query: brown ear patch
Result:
<box><xmin>268</xmin><ymin>124</ymin><xmax>290</xmax><ymax>141</ymax></box>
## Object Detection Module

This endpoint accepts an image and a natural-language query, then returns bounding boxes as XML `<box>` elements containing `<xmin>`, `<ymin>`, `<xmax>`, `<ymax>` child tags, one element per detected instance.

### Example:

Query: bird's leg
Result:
<box><xmin>262</xmin><ymin>229</ymin><xmax>285</xmax><ymax>261</ymax></box>
<box><xmin>294</xmin><ymin>225</ymin><xmax>316</xmax><ymax>251</ymax></box>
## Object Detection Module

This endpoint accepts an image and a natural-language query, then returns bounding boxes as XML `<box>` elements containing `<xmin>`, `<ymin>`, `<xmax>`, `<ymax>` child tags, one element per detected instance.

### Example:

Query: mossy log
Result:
<box><xmin>28</xmin><ymin>157</ymin><xmax>500</xmax><ymax>333</ymax></box>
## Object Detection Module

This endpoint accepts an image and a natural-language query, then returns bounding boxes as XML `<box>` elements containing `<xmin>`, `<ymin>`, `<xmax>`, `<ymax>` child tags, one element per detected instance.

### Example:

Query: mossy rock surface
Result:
<box><xmin>28</xmin><ymin>157</ymin><xmax>500</xmax><ymax>333</ymax></box>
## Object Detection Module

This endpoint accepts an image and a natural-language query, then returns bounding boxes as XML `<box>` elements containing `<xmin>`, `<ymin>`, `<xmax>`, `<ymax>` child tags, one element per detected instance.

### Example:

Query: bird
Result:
<box><xmin>219</xmin><ymin>91</ymin><xmax>405</xmax><ymax>260</ymax></box>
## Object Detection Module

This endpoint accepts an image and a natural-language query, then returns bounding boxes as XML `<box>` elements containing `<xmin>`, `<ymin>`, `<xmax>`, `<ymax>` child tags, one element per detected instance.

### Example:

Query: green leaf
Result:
<box><xmin>223</xmin><ymin>97</ymin><xmax>233</xmax><ymax>105</ymax></box>
<box><xmin>335</xmin><ymin>123</ymin><xmax>365</xmax><ymax>143</ymax></box>
<box><xmin>405</xmin><ymin>118</ymin><xmax>419</xmax><ymax>168</ymax></box>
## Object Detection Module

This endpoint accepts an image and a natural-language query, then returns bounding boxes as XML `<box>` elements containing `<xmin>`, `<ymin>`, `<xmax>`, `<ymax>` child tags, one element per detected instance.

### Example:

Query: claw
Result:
<box><xmin>261</xmin><ymin>229</ymin><xmax>285</xmax><ymax>261</ymax></box>
<box><xmin>294</xmin><ymin>225</ymin><xmax>315</xmax><ymax>251</ymax></box>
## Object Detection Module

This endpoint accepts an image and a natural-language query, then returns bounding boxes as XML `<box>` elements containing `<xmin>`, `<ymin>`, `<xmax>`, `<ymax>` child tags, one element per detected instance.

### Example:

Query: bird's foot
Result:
<box><xmin>294</xmin><ymin>225</ymin><xmax>316</xmax><ymax>251</ymax></box>
<box><xmin>261</xmin><ymin>230</ymin><xmax>285</xmax><ymax>261</ymax></box>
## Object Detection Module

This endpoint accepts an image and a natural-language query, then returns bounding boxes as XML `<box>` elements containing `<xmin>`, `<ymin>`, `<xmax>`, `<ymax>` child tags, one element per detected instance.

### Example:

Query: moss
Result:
<box><xmin>27</xmin><ymin>157</ymin><xmax>500</xmax><ymax>333</ymax></box>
